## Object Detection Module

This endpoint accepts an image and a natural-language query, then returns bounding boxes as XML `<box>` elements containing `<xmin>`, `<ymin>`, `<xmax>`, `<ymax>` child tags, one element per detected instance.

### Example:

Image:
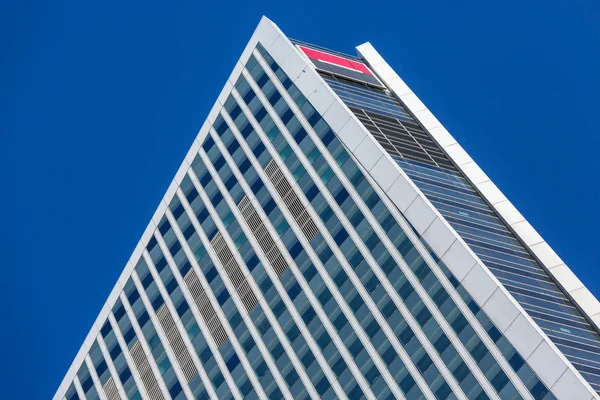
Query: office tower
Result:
<box><xmin>54</xmin><ymin>17</ymin><xmax>600</xmax><ymax>400</ymax></box>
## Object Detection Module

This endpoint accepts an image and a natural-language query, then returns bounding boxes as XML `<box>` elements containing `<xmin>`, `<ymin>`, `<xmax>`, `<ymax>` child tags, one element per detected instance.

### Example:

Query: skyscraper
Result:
<box><xmin>54</xmin><ymin>16</ymin><xmax>600</xmax><ymax>399</ymax></box>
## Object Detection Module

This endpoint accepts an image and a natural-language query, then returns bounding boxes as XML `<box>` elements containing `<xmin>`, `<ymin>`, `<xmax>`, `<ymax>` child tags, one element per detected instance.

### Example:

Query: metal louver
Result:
<box><xmin>130</xmin><ymin>341</ymin><xmax>164</xmax><ymax>400</ymax></box>
<box><xmin>210</xmin><ymin>232</ymin><xmax>259</xmax><ymax>314</ymax></box>
<box><xmin>263</xmin><ymin>160</ymin><xmax>319</xmax><ymax>242</ymax></box>
<box><xmin>102</xmin><ymin>376</ymin><xmax>120</xmax><ymax>400</ymax></box>
<box><xmin>182</xmin><ymin>270</ymin><xmax>228</xmax><ymax>347</ymax></box>
<box><xmin>156</xmin><ymin>305</ymin><xmax>198</xmax><ymax>382</ymax></box>
<box><xmin>237</xmin><ymin>193</ymin><xmax>290</xmax><ymax>278</ymax></box>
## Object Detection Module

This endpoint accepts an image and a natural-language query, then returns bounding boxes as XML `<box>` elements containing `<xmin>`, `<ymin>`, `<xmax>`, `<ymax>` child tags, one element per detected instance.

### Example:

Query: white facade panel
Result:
<box><xmin>440</xmin><ymin>240</ymin><xmax>477</xmax><ymax>282</ymax></box>
<box><xmin>370</xmin><ymin>156</ymin><xmax>398</xmax><ymax>191</ymax></box>
<box><xmin>353</xmin><ymin>136</ymin><xmax>383</xmax><ymax>171</ymax></box>
<box><xmin>358</xmin><ymin>40</ymin><xmax>599</xmax><ymax>399</ymax></box>
<box><xmin>403</xmin><ymin>196</ymin><xmax>436</xmax><ymax>236</ymax></box>
<box><xmin>460</xmin><ymin>263</ymin><xmax>496</xmax><ymax>307</ymax></box>
<box><xmin>338</xmin><ymin>117</ymin><xmax>367</xmax><ymax>152</ymax></box>
<box><xmin>422</xmin><ymin>217</ymin><xmax>456</xmax><ymax>257</ymax></box>
<box><xmin>385</xmin><ymin>175</ymin><xmax>419</xmax><ymax>213</ymax></box>
<box><xmin>504</xmin><ymin>314</ymin><xmax>543</xmax><ymax>359</ymax></box>
<box><xmin>307</xmin><ymin>82</ymin><xmax>336</xmax><ymax>116</ymax></box>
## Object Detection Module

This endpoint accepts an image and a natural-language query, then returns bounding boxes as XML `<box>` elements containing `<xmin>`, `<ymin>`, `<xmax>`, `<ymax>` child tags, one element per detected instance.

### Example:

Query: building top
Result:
<box><xmin>353</xmin><ymin>42</ymin><xmax>600</xmax><ymax>337</ymax></box>
<box><xmin>54</xmin><ymin>16</ymin><xmax>600</xmax><ymax>400</ymax></box>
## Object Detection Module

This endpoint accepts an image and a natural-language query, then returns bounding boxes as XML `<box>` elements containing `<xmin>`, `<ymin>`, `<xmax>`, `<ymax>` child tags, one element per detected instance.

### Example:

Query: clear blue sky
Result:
<box><xmin>1</xmin><ymin>1</ymin><xmax>599</xmax><ymax>398</ymax></box>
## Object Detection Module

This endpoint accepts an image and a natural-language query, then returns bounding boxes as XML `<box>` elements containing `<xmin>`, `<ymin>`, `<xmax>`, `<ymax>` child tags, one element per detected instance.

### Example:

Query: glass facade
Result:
<box><xmin>56</xmin><ymin>20</ymin><xmax>598</xmax><ymax>400</ymax></box>
<box><xmin>297</xmin><ymin>40</ymin><xmax>600</xmax><ymax>395</ymax></box>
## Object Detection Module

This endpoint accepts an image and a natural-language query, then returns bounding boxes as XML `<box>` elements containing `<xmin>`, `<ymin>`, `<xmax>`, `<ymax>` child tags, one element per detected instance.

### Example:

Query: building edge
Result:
<box><xmin>355</xmin><ymin>42</ymin><xmax>600</xmax><ymax>399</ymax></box>
<box><xmin>52</xmin><ymin>15</ymin><xmax>285</xmax><ymax>400</ymax></box>
<box><xmin>355</xmin><ymin>43</ymin><xmax>600</xmax><ymax>334</ymax></box>
<box><xmin>53</xmin><ymin>16</ymin><xmax>600</xmax><ymax>400</ymax></box>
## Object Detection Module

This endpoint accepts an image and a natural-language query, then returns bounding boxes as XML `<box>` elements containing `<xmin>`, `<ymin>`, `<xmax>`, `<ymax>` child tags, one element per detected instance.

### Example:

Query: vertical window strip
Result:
<box><xmin>76</xmin><ymin>361</ymin><xmax>100</xmax><ymax>400</ymax></box>
<box><xmin>121</xmin><ymin>275</ymin><xmax>203</xmax><ymax>400</ymax></box>
<box><xmin>65</xmin><ymin>381</ymin><xmax>81</xmax><ymax>400</ymax></box>
<box><xmin>128</xmin><ymin>238</ymin><xmax>211</xmax><ymax>397</ymax></box>
<box><xmin>330</xmin><ymin>46</ymin><xmax>597</xmax><ymax>393</ymax></box>
<box><xmin>215</xmin><ymin>101</ymin><xmax>390</xmax><ymax>400</ymax></box>
<box><xmin>172</xmin><ymin>177</ymin><xmax>294</xmax><ymax>396</ymax></box>
<box><xmin>159</xmin><ymin>196</ymin><xmax>231</xmax><ymax>349</ymax></box>
<box><xmin>227</xmin><ymin>77</ymin><xmax>438</xmax><ymax>396</ymax></box>
<box><xmin>206</xmin><ymin>120</ymin><xmax>370</xmax><ymax>400</ymax></box>
<box><xmin>104</xmin><ymin>313</ymin><xmax>145</xmax><ymax>400</ymax></box>
<box><xmin>71</xmin><ymin>375</ymin><xmax>86</xmax><ymax>400</ymax></box>
<box><xmin>249</xmin><ymin>49</ymin><xmax>505</xmax><ymax>398</ymax></box>
<box><xmin>399</xmin><ymin>158</ymin><xmax>600</xmax><ymax>373</ymax></box>
<box><xmin>116</xmin><ymin>292</ymin><xmax>171</xmax><ymax>400</ymax></box>
<box><xmin>130</xmin><ymin>266</ymin><xmax>226</xmax><ymax>400</ymax></box>
<box><xmin>165</xmin><ymin>189</ymin><xmax>293</xmax><ymax>399</ymax></box>
<box><xmin>87</xmin><ymin>340</ymin><xmax>120</xmax><ymax>399</ymax></box>
<box><xmin>83</xmin><ymin>356</ymin><xmax>106</xmax><ymax>400</ymax></box>
<box><xmin>222</xmin><ymin>99</ymin><xmax>400</xmax><ymax>398</ymax></box>
<box><xmin>317</xmin><ymin>76</ymin><xmax>556</xmax><ymax>400</ymax></box>
<box><xmin>140</xmin><ymin>247</ymin><xmax>207</xmax><ymax>398</ymax></box>
<box><xmin>96</xmin><ymin>323</ymin><xmax>136</xmax><ymax>400</ymax></box>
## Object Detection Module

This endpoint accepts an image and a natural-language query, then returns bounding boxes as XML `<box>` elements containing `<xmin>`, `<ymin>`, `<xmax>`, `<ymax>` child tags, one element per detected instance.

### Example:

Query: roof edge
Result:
<box><xmin>356</xmin><ymin>41</ymin><xmax>599</xmax><ymax>399</ymax></box>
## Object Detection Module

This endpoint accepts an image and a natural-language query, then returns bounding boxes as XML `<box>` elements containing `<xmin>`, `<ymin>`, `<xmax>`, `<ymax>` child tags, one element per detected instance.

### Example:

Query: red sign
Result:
<box><xmin>298</xmin><ymin>46</ymin><xmax>372</xmax><ymax>76</ymax></box>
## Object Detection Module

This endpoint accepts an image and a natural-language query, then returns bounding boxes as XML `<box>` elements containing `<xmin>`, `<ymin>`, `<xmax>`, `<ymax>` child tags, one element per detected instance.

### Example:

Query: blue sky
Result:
<box><xmin>1</xmin><ymin>1</ymin><xmax>599</xmax><ymax>398</ymax></box>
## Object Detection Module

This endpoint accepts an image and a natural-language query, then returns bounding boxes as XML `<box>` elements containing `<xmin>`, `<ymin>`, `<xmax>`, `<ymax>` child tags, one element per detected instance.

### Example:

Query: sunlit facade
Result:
<box><xmin>55</xmin><ymin>17</ymin><xmax>600</xmax><ymax>400</ymax></box>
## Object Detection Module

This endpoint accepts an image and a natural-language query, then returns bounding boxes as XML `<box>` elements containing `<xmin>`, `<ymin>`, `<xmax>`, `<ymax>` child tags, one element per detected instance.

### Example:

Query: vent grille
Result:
<box><xmin>211</xmin><ymin>232</ymin><xmax>259</xmax><ymax>314</ymax></box>
<box><xmin>130</xmin><ymin>341</ymin><xmax>164</xmax><ymax>400</ymax></box>
<box><xmin>264</xmin><ymin>161</ymin><xmax>280</xmax><ymax>178</ymax></box>
<box><xmin>157</xmin><ymin>305</ymin><xmax>176</xmax><ymax>333</ymax></box>
<box><xmin>145</xmin><ymin>378</ymin><xmax>164</xmax><ymax>400</ymax></box>
<box><xmin>351</xmin><ymin>107</ymin><xmax>456</xmax><ymax>170</ymax></box>
<box><xmin>238</xmin><ymin>196</ymin><xmax>252</xmax><ymax>212</ymax></box>
<box><xmin>255</xmin><ymin>226</ymin><xmax>276</xmax><ymax>253</ymax></box>
<box><xmin>320</xmin><ymin>70</ymin><xmax>457</xmax><ymax>170</ymax></box>
<box><xmin>286</xmin><ymin>197</ymin><xmax>303</xmax><ymax>217</ymax></box>
<box><xmin>207</xmin><ymin>314</ymin><xmax>229</xmax><ymax>346</ymax></box>
<box><xmin>245</xmin><ymin>211</ymin><xmax>263</xmax><ymax>233</ymax></box>
<box><xmin>156</xmin><ymin>305</ymin><xmax>198</xmax><ymax>382</ymax></box>
<box><xmin>241</xmin><ymin>287</ymin><xmax>259</xmax><ymax>311</ymax></box>
<box><xmin>270</xmin><ymin>253</ymin><xmax>288</xmax><ymax>276</ymax></box>
<box><xmin>225</xmin><ymin>258</ymin><xmax>245</xmax><ymax>288</ymax></box>
<box><xmin>264</xmin><ymin>160</ymin><xmax>319</xmax><ymax>242</ymax></box>
<box><xmin>183</xmin><ymin>270</ymin><xmax>228</xmax><ymax>347</ymax></box>
<box><xmin>298</xmin><ymin>212</ymin><xmax>319</xmax><ymax>239</ymax></box>
<box><xmin>102</xmin><ymin>376</ymin><xmax>120</xmax><ymax>400</ymax></box>
<box><xmin>211</xmin><ymin>233</ymin><xmax>229</xmax><ymax>255</ymax></box>
<box><xmin>236</xmin><ymin>193</ymin><xmax>289</xmax><ymax>278</ymax></box>
<box><xmin>179</xmin><ymin>353</ymin><xmax>197</xmax><ymax>383</ymax></box>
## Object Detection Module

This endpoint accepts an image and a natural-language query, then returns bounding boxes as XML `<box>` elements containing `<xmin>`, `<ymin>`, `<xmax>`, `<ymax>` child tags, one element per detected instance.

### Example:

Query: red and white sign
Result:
<box><xmin>298</xmin><ymin>46</ymin><xmax>372</xmax><ymax>76</ymax></box>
